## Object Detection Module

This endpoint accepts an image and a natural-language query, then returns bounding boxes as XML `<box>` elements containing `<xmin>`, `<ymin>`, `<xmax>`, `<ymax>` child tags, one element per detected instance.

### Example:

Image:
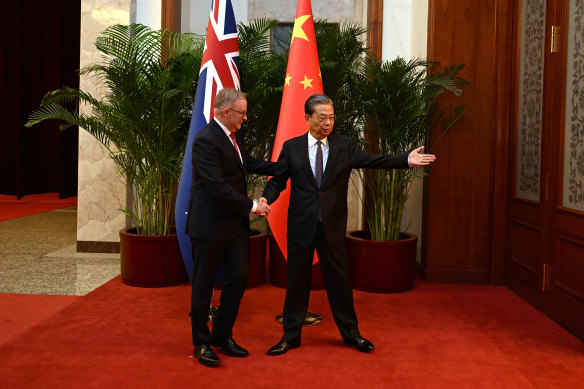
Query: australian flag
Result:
<box><xmin>175</xmin><ymin>0</ymin><xmax>241</xmax><ymax>280</ymax></box>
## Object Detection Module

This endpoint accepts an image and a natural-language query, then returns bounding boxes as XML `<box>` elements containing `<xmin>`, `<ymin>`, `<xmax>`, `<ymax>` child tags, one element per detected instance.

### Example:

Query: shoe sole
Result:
<box><xmin>197</xmin><ymin>358</ymin><xmax>220</xmax><ymax>367</ymax></box>
<box><xmin>219</xmin><ymin>349</ymin><xmax>249</xmax><ymax>357</ymax></box>
<box><xmin>267</xmin><ymin>341</ymin><xmax>301</xmax><ymax>356</ymax></box>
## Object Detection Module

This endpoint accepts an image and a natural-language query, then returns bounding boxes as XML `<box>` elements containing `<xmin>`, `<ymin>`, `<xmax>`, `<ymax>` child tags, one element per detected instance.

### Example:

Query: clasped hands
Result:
<box><xmin>254</xmin><ymin>197</ymin><xmax>270</xmax><ymax>217</ymax></box>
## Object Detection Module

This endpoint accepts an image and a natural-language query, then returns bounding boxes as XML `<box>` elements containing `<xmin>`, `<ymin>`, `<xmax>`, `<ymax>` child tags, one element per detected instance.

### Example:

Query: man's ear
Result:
<box><xmin>305</xmin><ymin>114</ymin><xmax>311</xmax><ymax>123</ymax></box>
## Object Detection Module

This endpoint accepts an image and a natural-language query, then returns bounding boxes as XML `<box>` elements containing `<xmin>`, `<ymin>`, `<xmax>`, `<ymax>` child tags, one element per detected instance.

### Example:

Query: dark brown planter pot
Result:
<box><xmin>247</xmin><ymin>230</ymin><xmax>267</xmax><ymax>288</ymax></box>
<box><xmin>120</xmin><ymin>227</ymin><xmax>189</xmax><ymax>287</ymax></box>
<box><xmin>347</xmin><ymin>230</ymin><xmax>417</xmax><ymax>293</ymax></box>
<box><xmin>268</xmin><ymin>233</ymin><xmax>324</xmax><ymax>290</ymax></box>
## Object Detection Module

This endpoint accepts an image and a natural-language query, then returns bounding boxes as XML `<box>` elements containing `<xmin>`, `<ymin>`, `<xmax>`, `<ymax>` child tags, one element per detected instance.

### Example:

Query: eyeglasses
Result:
<box><xmin>314</xmin><ymin>115</ymin><xmax>335</xmax><ymax>123</ymax></box>
<box><xmin>229</xmin><ymin>108</ymin><xmax>247</xmax><ymax>117</ymax></box>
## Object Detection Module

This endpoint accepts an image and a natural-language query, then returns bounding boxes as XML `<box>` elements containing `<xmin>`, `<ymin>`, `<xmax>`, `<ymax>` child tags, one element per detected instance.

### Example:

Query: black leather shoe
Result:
<box><xmin>194</xmin><ymin>344</ymin><xmax>220</xmax><ymax>367</ymax></box>
<box><xmin>343</xmin><ymin>336</ymin><xmax>375</xmax><ymax>353</ymax></box>
<box><xmin>267</xmin><ymin>338</ymin><xmax>301</xmax><ymax>356</ymax></box>
<box><xmin>211</xmin><ymin>337</ymin><xmax>249</xmax><ymax>357</ymax></box>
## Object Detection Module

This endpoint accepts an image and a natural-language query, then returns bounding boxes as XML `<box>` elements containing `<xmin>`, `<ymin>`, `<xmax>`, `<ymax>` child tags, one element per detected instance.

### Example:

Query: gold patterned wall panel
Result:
<box><xmin>516</xmin><ymin>0</ymin><xmax>547</xmax><ymax>201</ymax></box>
<box><xmin>563</xmin><ymin>0</ymin><xmax>584</xmax><ymax>211</ymax></box>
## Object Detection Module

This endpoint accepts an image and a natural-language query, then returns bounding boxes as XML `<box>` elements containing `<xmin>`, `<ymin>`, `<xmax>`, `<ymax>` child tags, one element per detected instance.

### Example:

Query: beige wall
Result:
<box><xmin>248</xmin><ymin>0</ymin><xmax>364</xmax><ymax>23</ymax></box>
<box><xmin>77</xmin><ymin>0</ymin><xmax>132</xmax><ymax>245</ymax></box>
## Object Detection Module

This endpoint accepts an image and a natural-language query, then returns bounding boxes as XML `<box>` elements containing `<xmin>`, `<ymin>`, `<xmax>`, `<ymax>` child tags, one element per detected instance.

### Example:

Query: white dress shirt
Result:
<box><xmin>214</xmin><ymin>118</ymin><xmax>243</xmax><ymax>164</ymax></box>
<box><xmin>307</xmin><ymin>131</ymin><xmax>329</xmax><ymax>177</ymax></box>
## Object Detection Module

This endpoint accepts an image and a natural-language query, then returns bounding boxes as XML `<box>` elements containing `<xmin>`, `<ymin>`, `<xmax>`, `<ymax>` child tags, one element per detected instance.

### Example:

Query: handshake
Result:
<box><xmin>254</xmin><ymin>197</ymin><xmax>270</xmax><ymax>217</ymax></box>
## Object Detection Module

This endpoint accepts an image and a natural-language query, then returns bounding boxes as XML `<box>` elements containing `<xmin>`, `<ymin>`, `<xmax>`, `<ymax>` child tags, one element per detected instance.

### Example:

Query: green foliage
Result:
<box><xmin>315</xmin><ymin>20</ymin><xmax>368</xmax><ymax>149</ymax></box>
<box><xmin>25</xmin><ymin>20</ymin><xmax>466</xmax><ymax>242</ymax></box>
<box><xmin>360</xmin><ymin>57</ymin><xmax>467</xmax><ymax>240</ymax></box>
<box><xmin>26</xmin><ymin>24</ymin><xmax>204</xmax><ymax>235</ymax></box>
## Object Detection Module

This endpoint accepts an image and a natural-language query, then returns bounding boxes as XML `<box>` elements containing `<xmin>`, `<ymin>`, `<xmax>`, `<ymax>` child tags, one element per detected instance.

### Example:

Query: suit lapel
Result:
<box><xmin>321</xmin><ymin>135</ymin><xmax>338</xmax><ymax>187</ymax></box>
<box><xmin>211</xmin><ymin>120</ymin><xmax>245</xmax><ymax>172</ymax></box>
<box><xmin>233</xmin><ymin>131</ymin><xmax>246</xmax><ymax>173</ymax></box>
<box><xmin>299</xmin><ymin>133</ymin><xmax>319</xmax><ymax>189</ymax></box>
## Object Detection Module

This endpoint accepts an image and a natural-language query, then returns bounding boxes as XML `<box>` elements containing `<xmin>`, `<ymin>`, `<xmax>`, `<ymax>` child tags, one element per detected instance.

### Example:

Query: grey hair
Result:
<box><xmin>304</xmin><ymin>93</ymin><xmax>334</xmax><ymax>115</ymax></box>
<box><xmin>214</xmin><ymin>88</ymin><xmax>247</xmax><ymax>112</ymax></box>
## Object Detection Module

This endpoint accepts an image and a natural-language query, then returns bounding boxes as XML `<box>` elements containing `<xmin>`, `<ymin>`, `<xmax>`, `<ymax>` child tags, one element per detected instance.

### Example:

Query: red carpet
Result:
<box><xmin>0</xmin><ymin>294</ymin><xmax>79</xmax><ymax>346</ymax></box>
<box><xmin>0</xmin><ymin>193</ymin><xmax>77</xmax><ymax>221</ymax></box>
<box><xmin>1</xmin><ymin>278</ymin><xmax>583</xmax><ymax>388</ymax></box>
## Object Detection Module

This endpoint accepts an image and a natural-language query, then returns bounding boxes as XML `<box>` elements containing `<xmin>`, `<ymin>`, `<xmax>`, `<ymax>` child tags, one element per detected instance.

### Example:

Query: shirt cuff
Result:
<box><xmin>408</xmin><ymin>154</ymin><xmax>411</xmax><ymax>167</ymax></box>
<box><xmin>251</xmin><ymin>200</ymin><xmax>257</xmax><ymax>213</ymax></box>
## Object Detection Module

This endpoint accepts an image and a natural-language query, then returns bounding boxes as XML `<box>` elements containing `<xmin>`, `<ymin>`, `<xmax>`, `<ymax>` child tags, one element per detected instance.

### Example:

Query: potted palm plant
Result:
<box><xmin>26</xmin><ymin>24</ymin><xmax>204</xmax><ymax>286</ymax></box>
<box><xmin>347</xmin><ymin>56</ymin><xmax>466</xmax><ymax>293</ymax></box>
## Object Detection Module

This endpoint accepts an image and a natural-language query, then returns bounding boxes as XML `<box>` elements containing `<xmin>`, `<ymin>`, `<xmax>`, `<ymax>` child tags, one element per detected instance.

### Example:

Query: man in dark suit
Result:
<box><xmin>186</xmin><ymin>88</ymin><xmax>275</xmax><ymax>367</ymax></box>
<box><xmin>262</xmin><ymin>93</ymin><xmax>435</xmax><ymax>355</ymax></box>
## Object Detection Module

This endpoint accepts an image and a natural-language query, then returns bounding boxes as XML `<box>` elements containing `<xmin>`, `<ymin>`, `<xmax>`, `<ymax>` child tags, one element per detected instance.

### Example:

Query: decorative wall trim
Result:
<box><xmin>77</xmin><ymin>241</ymin><xmax>120</xmax><ymax>253</ymax></box>
<box><xmin>418</xmin><ymin>266</ymin><xmax>491</xmax><ymax>284</ymax></box>
<box><xmin>515</xmin><ymin>0</ymin><xmax>546</xmax><ymax>201</ymax></box>
<box><xmin>563</xmin><ymin>0</ymin><xmax>584</xmax><ymax>211</ymax></box>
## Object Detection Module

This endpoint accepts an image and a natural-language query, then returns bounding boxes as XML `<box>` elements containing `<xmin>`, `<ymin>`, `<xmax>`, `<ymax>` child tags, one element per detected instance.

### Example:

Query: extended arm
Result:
<box><xmin>348</xmin><ymin>139</ymin><xmax>410</xmax><ymax>170</ymax></box>
<box><xmin>261</xmin><ymin>144</ymin><xmax>291</xmax><ymax>205</ymax></box>
<box><xmin>238</xmin><ymin>130</ymin><xmax>278</xmax><ymax>176</ymax></box>
<box><xmin>246</xmin><ymin>157</ymin><xmax>277</xmax><ymax>176</ymax></box>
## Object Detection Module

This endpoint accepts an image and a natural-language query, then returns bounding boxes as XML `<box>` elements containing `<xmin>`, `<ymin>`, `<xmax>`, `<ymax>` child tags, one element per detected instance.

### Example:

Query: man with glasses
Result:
<box><xmin>262</xmin><ymin>93</ymin><xmax>435</xmax><ymax>356</ymax></box>
<box><xmin>187</xmin><ymin>88</ymin><xmax>275</xmax><ymax>367</ymax></box>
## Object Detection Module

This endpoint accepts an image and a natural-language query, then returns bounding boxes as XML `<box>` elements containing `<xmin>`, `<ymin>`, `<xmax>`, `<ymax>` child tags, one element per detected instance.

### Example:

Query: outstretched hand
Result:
<box><xmin>409</xmin><ymin>146</ymin><xmax>436</xmax><ymax>166</ymax></box>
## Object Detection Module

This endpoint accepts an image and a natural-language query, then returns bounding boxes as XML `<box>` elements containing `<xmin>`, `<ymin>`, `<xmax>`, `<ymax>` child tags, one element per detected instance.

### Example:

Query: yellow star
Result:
<box><xmin>318</xmin><ymin>71</ymin><xmax>321</xmax><ymax>78</ymax></box>
<box><xmin>299</xmin><ymin>75</ymin><xmax>313</xmax><ymax>90</ymax></box>
<box><xmin>291</xmin><ymin>15</ymin><xmax>311</xmax><ymax>44</ymax></box>
<box><xmin>285</xmin><ymin>74</ymin><xmax>293</xmax><ymax>86</ymax></box>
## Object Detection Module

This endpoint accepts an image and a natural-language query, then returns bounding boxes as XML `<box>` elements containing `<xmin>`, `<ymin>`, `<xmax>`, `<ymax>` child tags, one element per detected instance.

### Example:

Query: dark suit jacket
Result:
<box><xmin>262</xmin><ymin>133</ymin><xmax>409</xmax><ymax>248</ymax></box>
<box><xmin>186</xmin><ymin>119</ymin><xmax>276</xmax><ymax>240</ymax></box>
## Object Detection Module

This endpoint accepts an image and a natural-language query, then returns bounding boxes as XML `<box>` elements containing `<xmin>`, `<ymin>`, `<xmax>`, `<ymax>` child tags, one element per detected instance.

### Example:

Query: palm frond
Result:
<box><xmin>27</xmin><ymin>23</ymin><xmax>203</xmax><ymax>235</ymax></box>
<box><xmin>360</xmin><ymin>55</ymin><xmax>466</xmax><ymax>240</ymax></box>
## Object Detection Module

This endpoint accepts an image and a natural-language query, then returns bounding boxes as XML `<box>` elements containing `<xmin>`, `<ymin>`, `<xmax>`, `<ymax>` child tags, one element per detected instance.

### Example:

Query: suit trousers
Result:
<box><xmin>282</xmin><ymin>222</ymin><xmax>360</xmax><ymax>342</ymax></box>
<box><xmin>190</xmin><ymin>231</ymin><xmax>249</xmax><ymax>345</ymax></box>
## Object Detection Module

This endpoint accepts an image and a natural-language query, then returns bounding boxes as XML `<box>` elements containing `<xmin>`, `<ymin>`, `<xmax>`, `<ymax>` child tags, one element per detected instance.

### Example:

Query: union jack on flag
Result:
<box><xmin>175</xmin><ymin>0</ymin><xmax>241</xmax><ymax>280</ymax></box>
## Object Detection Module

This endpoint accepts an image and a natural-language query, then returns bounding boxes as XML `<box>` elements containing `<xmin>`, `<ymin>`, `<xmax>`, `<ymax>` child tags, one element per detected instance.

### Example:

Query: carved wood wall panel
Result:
<box><xmin>562</xmin><ymin>0</ymin><xmax>584</xmax><ymax>211</ymax></box>
<box><xmin>516</xmin><ymin>0</ymin><xmax>547</xmax><ymax>201</ymax></box>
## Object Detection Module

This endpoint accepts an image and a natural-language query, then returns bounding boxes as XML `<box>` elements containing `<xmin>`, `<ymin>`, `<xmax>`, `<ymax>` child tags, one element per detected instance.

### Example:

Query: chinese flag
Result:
<box><xmin>268</xmin><ymin>0</ymin><xmax>323</xmax><ymax>261</ymax></box>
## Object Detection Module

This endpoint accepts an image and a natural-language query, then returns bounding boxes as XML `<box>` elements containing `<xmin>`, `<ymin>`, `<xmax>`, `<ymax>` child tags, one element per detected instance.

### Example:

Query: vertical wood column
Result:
<box><xmin>368</xmin><ymin>0</ymin><xmax>384</xmax><ymax>58</ymax></box>
<box><xmin>490</xmin><ymin>0</ymin><xmax>514</xmax><ymax>284</ymax></box>
<box><xmin>162</xmin><ymin>0</ymin><xmax>181</xmax><ymax>32</ymax></box>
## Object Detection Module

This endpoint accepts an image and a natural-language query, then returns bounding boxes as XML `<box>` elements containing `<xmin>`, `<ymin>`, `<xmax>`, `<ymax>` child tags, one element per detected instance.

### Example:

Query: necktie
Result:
<box><xmin>315</xmin><ymin>140</ymin><xmax>323</xmax><ymax>187</ymax></box>
<box><xmin>315</xmin><ymin>140</ymin><xmax>323</xmax><ymax>221</ymax></box>
<box><xmin>229</xmin><ymin>133</ymin><xmax>240</xmax><ymax>154</ymax></box>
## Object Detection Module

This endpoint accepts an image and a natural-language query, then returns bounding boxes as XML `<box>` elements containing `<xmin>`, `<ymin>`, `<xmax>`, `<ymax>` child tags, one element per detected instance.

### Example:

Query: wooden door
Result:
<box><xmin>507</xmin><ymin>0</ymin><xmax>584</xmax><ymax>340</ymax></box>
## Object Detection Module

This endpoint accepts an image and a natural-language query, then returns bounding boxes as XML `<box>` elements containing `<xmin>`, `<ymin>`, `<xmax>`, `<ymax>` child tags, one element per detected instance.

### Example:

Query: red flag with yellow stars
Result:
<box><xmin>268</xmin><ymin>0</ymin><xmax>323</xmax><ymax>261</ymax></box>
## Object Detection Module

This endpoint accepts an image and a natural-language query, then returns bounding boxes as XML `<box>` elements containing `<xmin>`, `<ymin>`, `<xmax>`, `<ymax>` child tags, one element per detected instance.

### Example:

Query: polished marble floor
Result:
<box><xmin>0</xmin><ymin>208</ymin><xmax>120</xmax><ymax>296</ymax></box>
